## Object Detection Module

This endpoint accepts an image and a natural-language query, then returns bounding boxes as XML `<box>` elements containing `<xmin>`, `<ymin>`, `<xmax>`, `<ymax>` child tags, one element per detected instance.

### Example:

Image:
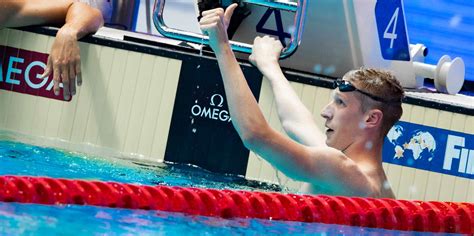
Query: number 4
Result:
<box><xmin>384</xmin><ymin>7</ymin><xmax>400</xmax><ymax>49</ymax></box>
<box><xmin>256</xmin><ymin>9</ymin><xmax>291</xmax><ymax>47</ymax></box>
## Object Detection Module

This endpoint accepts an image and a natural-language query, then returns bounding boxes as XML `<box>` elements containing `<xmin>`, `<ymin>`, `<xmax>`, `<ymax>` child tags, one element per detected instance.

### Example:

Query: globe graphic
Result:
<box><xmin>386</xmin><ymin>125</ymin><xmax>437</xmax><ymax>162</ymax></box>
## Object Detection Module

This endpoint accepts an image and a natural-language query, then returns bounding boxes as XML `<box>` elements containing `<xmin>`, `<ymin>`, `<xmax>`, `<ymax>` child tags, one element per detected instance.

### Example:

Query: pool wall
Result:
<box><xmin>0</xmin><ymin>28</ymin><xmax>472</xmax><ymax>202</ymax></box>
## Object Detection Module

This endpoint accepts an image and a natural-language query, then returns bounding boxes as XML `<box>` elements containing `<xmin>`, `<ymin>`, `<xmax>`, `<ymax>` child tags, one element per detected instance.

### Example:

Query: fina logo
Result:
<box><xmin>191</xmin><ymin>93</ymin><xmax>232</xmax><ymax>122</ymax></box>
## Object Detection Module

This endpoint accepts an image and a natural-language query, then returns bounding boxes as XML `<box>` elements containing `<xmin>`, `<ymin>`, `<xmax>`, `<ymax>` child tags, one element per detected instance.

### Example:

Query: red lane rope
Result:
<box><xmin>0</xmin><ymin>176</ymin><xmax>472</xmax><ymax>234</ymax></box>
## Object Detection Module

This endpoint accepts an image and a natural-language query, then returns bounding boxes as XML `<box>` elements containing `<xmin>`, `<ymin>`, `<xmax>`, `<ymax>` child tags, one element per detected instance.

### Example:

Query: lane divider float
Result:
<box><xmin>0</xmin><ymin>175</ymin><xmax>472</xmax><ymax>234</ymax></box>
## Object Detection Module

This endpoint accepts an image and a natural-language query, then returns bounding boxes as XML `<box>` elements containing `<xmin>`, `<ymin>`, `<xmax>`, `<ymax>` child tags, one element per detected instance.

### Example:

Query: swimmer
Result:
<box><xmin>199</xmin><ymin>4</ymin><xmax>405</xmax><ymax>198</ymax></box>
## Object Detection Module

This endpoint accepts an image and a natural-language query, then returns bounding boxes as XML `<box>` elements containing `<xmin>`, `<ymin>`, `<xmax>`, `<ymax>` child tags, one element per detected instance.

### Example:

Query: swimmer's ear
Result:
<box><xmin>365</xmin><ymin>109</ymin><xmax>383</xmax><ymax>129</ymax></box>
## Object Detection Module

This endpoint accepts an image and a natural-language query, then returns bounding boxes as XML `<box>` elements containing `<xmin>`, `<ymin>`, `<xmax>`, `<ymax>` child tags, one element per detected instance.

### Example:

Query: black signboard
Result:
<box><xmin>165</xmin><ymin>57</ymin><xmax>263</xmax><ymax>175</ymax></box>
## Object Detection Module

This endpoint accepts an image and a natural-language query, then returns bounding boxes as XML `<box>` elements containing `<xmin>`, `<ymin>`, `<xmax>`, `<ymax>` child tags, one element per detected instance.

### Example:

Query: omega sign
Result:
<box><xmin>191</xmin><ymin>93</ymin><xmax>232</xmax><ymax>122</ymax></box>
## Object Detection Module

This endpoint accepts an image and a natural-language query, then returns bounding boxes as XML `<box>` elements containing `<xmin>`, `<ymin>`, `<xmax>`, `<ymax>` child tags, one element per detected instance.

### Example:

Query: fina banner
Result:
<box><xmin>0</xmin><ymin>45</ymin><xmax>69</xmax><ymax>101</ymax></box>
<box><xmin>383</xmin><ymin>121</ymin><xmax>473</xmax><ymax>179</ymax></box>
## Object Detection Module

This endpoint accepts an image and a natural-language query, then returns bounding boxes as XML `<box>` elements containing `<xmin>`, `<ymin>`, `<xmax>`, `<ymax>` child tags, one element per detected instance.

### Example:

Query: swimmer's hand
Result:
<box><xmin>41</xmin><ymin>25</ymin><xmax>82</xmax><ymax>101</ymax></box>
<box><xmin>249</xmin><ymin>36</ymin><xmax>283</xmax><ymax>75</ymax></box>
<box><xmin>199</xmin><ymin>3</ymin><xmax>237</xmax><ymax>53</ymax></box>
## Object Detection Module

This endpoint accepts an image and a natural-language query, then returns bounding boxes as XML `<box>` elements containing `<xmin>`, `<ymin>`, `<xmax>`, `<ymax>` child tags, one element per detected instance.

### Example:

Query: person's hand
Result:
<box><xmin>199</xmin><ymin>3</ymin><xmax>237</xmax><ymax>53</ymax></box>
<box><xmin>41</xmin><ymin>25</ymin><xmax>82</xmax><ymax>100</ymax></box>
<box><xmin>249</xmin><ymin>36</ymin><xmax>283</xmax><ymax>75</ymax></box>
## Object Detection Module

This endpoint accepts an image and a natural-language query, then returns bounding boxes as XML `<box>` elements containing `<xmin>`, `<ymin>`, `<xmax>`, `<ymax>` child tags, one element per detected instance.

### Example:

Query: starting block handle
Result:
<box><xmin>153</xmin><ymin>0</ymin><xmax>307</xmax><ymax>59</ymax></box>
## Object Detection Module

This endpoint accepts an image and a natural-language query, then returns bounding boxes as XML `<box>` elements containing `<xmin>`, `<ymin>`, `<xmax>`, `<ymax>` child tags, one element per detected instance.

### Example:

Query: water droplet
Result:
<box><xmin>313</xmin><ymin>64</ymin><xmax>322</xmax><ymax>74</ymax></box>
<box><xmin>196</xmin><ymin>65</ymin><xmax>201</xmax><ymax>69</ymax></box>
<box><xmin>323</xmin><ymin>65</ymin><xmax>336</xmax><ymax>75</ymax></box>
<box><xmin>365</xmin><ymin>141</ymin><xmax>373</xmax><ymax>150</ymax></box>
<box><xmin>287</xmin><ymin>25</ymin><xmax>296</xmax><ymax>34</ymax></box>
<box><xmin>199</xmin><ymin>38</ymin><xmax>204</xmax><ymax>56</ymax></box>
<box><xmin>192</xmin><ymin>128</ymin><xmax>197</xmax><ymax>133</ymax></box>
<box><xmin>449</xmin><ymin>15</ymin><xmax>462</xmax><ymax>28</ymax></box>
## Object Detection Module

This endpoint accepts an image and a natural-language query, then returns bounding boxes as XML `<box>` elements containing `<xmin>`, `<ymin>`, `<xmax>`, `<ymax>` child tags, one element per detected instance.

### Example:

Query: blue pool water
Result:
<box><xmin>0</xmin><ymin>139</ymin><xmax>280</xmax><ymax>191</ymax></box>
<box><xmin>0</xmin><ymin>139</ymin><xmax>460</xmax><ymax>235</ymax></box>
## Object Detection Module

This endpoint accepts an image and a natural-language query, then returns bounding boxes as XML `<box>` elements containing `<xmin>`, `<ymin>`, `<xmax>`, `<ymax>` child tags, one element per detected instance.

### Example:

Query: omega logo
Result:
<box><xmin>191</xmin><ymin>93</ymin><xmax>232</xmax><ymax>122</ymax></box>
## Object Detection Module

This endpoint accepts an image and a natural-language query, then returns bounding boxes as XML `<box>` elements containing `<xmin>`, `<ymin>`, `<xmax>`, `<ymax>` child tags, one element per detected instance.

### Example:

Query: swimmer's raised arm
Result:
<box><xmin>200</xmin><ymin>5</ymin><xmax>376</xmax><ymax>197</ymax></box>
<box><xmin>249</xmin><ymin>36</ymin><xmax>326</xmax><ymax>147</ymax></box>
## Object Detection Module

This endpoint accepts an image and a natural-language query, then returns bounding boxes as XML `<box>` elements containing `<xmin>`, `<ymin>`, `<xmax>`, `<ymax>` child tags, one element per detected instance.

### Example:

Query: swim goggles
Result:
<box><xmin>333</xmin><ymin>79</ymin><xmax>402</xmax><ymax>104</ymax></box>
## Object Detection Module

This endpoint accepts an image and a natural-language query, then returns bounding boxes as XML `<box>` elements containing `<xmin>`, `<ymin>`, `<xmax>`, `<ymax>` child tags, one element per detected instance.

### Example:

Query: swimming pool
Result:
<box><xmin>0</xmin><ymin>132</ymin><xmax>466</xmax><ymax>235</ymax></box>
<box><xmin>1</xmin><ymin>202</ymin><xmax>455</xmax><ymax>235</ymax></box>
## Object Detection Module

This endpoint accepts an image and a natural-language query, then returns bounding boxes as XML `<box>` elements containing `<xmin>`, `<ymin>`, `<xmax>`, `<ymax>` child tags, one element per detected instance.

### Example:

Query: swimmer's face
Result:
<box><xmin>320</xmin><ymin>89</ymin><xmax>365</xmax><ymax>150</ymax></box>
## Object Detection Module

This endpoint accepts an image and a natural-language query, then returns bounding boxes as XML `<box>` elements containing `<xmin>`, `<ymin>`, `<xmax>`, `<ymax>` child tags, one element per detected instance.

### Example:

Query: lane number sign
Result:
<box><xmin>375</xmin><ymin>0</ymin><xmax>410</xmax><ymax>61</ymax></box>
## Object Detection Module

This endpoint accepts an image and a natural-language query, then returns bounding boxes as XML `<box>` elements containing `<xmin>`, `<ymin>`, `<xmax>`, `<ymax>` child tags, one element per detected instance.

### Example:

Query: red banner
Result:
<box><xmin>0</xmin><ymin>45</ymin><xmax>70</xmax><ymax>101</ymax></box>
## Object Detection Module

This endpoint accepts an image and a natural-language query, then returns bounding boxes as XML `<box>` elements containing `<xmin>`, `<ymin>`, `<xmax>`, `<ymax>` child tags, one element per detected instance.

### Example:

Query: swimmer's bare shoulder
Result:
<box><xmin>297</xmin><ymin>148</ymin><xmax>395</xmax><ymax>198</ymax></box>
<box><xmin>300</xmin><ymin>180</ymin><xmax>395</xmax><ymax>198</ymax></box>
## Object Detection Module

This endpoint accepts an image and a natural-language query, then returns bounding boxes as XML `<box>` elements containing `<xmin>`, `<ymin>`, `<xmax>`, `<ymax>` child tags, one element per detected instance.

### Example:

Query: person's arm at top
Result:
<box><xmin>0</xmin><ymin>0</ymin><xmax>103</xmax><ymax>100</ymax></box>
<box><xmin>199</xmin><ymin>5</ymin><xmax>375</xmax><ymax>197</ymax></box>
<box><xmin>43</xmin><ymin>1</ymin><xmax>103</xmax><ymax>100</ymax></box>
<box><xmin>249</xmin><ymin>36</ymin><xmax>325</xmax><ymax>147</ymax></box>
<box><xmin>1</xmin><ymin>0</ymin><xmax>101</xmax><ymax>29</ymax></box>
